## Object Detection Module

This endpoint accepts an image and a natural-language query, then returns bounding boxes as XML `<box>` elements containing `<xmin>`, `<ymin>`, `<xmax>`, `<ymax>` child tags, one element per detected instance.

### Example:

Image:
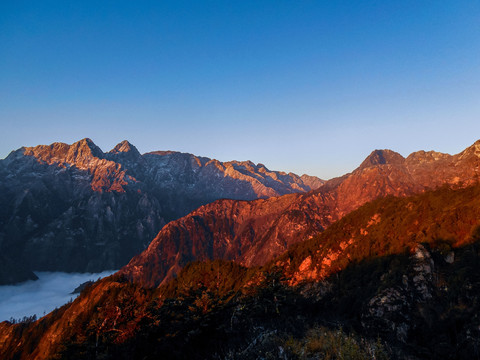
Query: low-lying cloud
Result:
<box><xmin>0</xmin><ymin>270</ymin><xmax>116</xmax><ymax>322</ymax></box>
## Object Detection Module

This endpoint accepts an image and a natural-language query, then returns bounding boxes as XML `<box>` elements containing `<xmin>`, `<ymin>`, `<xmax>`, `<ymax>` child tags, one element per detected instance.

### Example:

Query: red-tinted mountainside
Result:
<box><xmin>122</xmin><ymin>191</ymin><xmax>336</xmax><ymax>287</ymax></box>
<box><xmin>2</xmin><ymin>141</ymin><xmax>480</xmax><ymax>359</ymax></box>
<box><xmin>121</xmin><ymin>140</ymin><xmax>480</xmax><ymax>287</ymax></box>
<box><xmin>0</xmin><ymin>138</ymin><xmax>323</xmax><ymax>284</ymax></box>
<box><xmin>3</xmin><ymin>184</ymin><xmax>480</xmax><ymax>359</ymax></box>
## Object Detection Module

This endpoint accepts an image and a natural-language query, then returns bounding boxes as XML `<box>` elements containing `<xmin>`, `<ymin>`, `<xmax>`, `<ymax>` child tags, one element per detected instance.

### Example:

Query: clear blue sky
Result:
<box><xmin>1</xmin><ymin>1</ymin><xmax>479</xmax><ymax>179</ymax></box>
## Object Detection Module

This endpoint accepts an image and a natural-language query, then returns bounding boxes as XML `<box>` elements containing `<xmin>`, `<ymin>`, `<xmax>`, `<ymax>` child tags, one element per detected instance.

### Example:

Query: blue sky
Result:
<box><xmin>1</xmin><ymin>1</ymin><xmax>479</xmax><ymax>179</ymax></box>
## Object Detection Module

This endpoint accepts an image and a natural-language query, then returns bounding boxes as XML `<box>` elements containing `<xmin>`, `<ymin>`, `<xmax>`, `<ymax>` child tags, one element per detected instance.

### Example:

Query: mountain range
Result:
<box><xmin>2</xmin><ymin>178</ymin><xmax>480</xmax><ymax>359</ymax></box>
<box><xmin>0</xmin><ymin>138</ymin><xmax>323</xmax><ymax>284</ymax></box>
<box><xmin>1</xmin><ymin>139</ymin><xmax>480</xmax><ymax>359</ymax></box>
<box><xmin>121</xmin><ymin>140</ymin><xmax>480</xmax><ymax>287</ymax></box>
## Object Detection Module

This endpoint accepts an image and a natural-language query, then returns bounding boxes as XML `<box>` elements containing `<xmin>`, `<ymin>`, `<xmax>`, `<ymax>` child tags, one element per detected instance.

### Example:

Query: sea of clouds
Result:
<box><xmin>0</xmin><ymin>270</ymin><xmax>117</xmax><ymax>322</ymax></box>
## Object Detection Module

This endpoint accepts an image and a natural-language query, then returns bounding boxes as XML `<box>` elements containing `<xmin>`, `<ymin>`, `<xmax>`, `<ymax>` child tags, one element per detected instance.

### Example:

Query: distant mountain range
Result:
<box><xmin>0</xmin><ymin>138</ymin><xmax>323</xmax><ymax>284</ymax></box>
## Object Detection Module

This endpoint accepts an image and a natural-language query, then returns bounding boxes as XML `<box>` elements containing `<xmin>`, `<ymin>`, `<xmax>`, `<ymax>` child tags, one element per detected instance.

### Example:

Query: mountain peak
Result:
<box><xmin>17</xmin><ymin>138</ymin><xmax>104</xmax><ymax>166</ymax></box>
<box><xmin>72</xmin><ymin>138</ymin><xmax>104</xmax><ymax>158</ymax></box>
<box><xmin>80</xmin><ymin>137</ymin><xmax>94</xmax><ymax>145</ymax></box>
<box><xmin>406</xmin><ymin>150</ymin><xmax>451</xmax><ymax>164</ymax></box>
<box><xmin>109</xmin><ymin>140</ymin><xmax>140</xmax><ymax>156</ymax></box>
<box><xmin>459</xmin><ymin>139</ymin><xmax>480</xmax><ymax>159</ymax></box>
<box><xmin>358</xmin><ymin>149</ymin><xmax>405</xmax><ymax>170</ymax></box>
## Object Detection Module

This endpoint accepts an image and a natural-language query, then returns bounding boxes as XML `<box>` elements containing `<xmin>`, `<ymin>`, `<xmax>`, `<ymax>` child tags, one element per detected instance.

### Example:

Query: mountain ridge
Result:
<box><xmin>0</xmin><ymin>138</ymin><xmax>324</xmax><ymax>284</ymax></box>
<box><xmin>121</xmin><ymin>139</ymin><xmax>480</xmax><ymax>287</ymax></box>
<box><xmin>2</xmin><ymin>138</ymin><xmax>480</xmax><ymax>286</ymax></box>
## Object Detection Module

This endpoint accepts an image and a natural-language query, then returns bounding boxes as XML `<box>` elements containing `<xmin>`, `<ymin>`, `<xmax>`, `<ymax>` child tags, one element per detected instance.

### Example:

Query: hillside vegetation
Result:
<box><xmin>2</xmin><ymin>184</ymin><xmax>480</xmax><ymax>359</ymax></box>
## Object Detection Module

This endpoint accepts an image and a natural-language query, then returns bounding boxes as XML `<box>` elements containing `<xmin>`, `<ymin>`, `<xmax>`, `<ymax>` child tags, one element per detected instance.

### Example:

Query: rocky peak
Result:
<box><xmin>458</xmin><ymin>139</ymin><xmax>480</xmax><ymax>159</ymax></box>
<box><xmin>300</xmin><ymin>174</ymin><xmax>325</xmax><ymax>190</ymax></box>
<box><xmin>357</xmin><ymin>149</ymin><xmax>405</xmax><ymax>170</ymax></box>
<box><xmin>107</xmin><ymin>140</ymin><xmax>142</xmax><ymax>164</ymax></box>
<box><xmin>109</xmin><ymin>140</ymin><xmax>140</xmax><ymax>157</ymax></box>
<box><xmin>405</xmin><ymin>150</ymin><xmax>451</xmax><ymax>165</ymax></box>
<box><xmin>3</xmin><ymin>147</ymin><xmax>27</xmax><ymax>164</ymax></box>
<box><xmin>18</xmin><ymin>138</ymin><xmax>105</xmax><ymax>167</ymax></box>
<box><xmin>68</xmin><ymin>138</ymin><xmax>104</xmax><ymax>160</ymax></box>
<box><xmin>227</xmin><ymin>160</ymin><xmax>257</xmax><ymax>171</ymax></box>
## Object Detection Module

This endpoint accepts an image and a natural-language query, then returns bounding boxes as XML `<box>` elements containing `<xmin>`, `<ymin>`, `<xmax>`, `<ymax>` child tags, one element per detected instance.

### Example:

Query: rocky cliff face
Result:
<box><xmin>0</xmin><ymin>139</ymin><xmax>323</xmax><ymax>284</ymax></box>
<box><xmin>122</xmin><ymin>190</ymin><xmax>337</xmax><ymax>287</ymax></box>
<box><xmin>121</xmin><ymin>141</ymin><xmax>480</xmax><ymax>287</ymax></box>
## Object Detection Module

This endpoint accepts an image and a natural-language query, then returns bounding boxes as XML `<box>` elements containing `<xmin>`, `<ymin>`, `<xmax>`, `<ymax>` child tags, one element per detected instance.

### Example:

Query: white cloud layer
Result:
<box><xmin>0</xmin><ymin>271</ymin><xmax>116</xmax><ymax>322</ymax></box>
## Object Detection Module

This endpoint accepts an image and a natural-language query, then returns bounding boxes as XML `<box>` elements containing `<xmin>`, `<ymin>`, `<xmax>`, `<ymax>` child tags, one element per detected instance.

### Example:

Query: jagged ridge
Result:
<box><xmin>0</xmin><ymin>139</ymin><xmax>324</xmax><ymax>282</ymax></box>
<box><xmin>121</xmin><ymin>140</ymin><xmax>480</xmax><ymax>287</ymax></box>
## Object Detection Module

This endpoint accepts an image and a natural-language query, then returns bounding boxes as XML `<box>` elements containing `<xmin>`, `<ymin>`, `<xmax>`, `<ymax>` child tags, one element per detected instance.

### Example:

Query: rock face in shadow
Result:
<box><xmin>0</xmin><ymin>254</ymin><xmax>38</xmax><ymax>286</ymax></box>
<box><xmin>121</xmin><ymin>141</ymin><xmax>480</xmax><ymax>287</ymax></box>
<box><xmin>0</xmin><ymin>139</ymin><xmax>323</xmax><ymax>284</ymax></box>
